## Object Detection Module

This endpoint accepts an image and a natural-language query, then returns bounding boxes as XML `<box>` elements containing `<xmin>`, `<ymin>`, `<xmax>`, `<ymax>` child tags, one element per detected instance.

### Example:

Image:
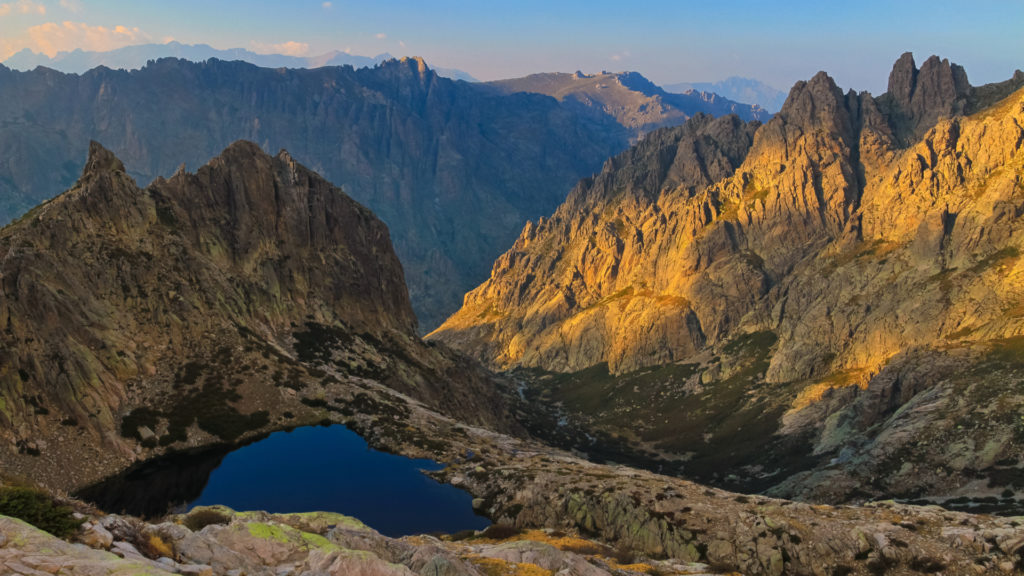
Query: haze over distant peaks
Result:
<box><xmin>0</xmin><ymin>41</ymin><xmax>479</xmax><ymax>81</ymax></box>
<box><xmin>485</xmin><ymin>70</ymin><xmax>770</xmax><ymax>140</ymax></box>
<box><xmin>664</xmin><ymin>76</ymin><xmax>788</xmax><ymax>113</ymax></box>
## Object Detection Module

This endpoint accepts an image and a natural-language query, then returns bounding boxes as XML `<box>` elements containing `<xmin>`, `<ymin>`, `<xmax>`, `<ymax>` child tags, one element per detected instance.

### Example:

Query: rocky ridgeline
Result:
<box><xmin>430</xmin><ymin>54</ymin><xmax>1024</xmax><ymax>501</ymax></box>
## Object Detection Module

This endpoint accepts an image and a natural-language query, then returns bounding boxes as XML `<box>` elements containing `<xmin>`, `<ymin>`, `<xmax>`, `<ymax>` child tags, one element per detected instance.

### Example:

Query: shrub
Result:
<box><xmin>0</xmin><ymin>485</ymin><xmax>82</xmax><ymax>538</ymax></box>
<box><xmin>612</xmin><ymin>542</ymin><xmax>635</xmax><ymax>564</ymax></box>
<box><xmin>479</xmin><ymin>523</ymin><xmax>521</xmax><ymax>540</ymax></box>
<box><xmin>908</xmin><ymin>557</ymin><xmax>946</xmax><ymax>573</ymax></box>
<box><xmin>181</xmin><ymin>508</ymin><xmax>232</xmax><ymax>531</ymax></box>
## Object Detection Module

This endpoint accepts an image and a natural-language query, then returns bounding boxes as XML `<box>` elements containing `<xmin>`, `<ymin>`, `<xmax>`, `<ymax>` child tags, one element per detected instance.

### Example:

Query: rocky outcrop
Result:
<box><xmin>429</xmin><ymin>422</ymin><xmax>1024</xmax><ymax>576</ymax></box>
<box><xmin>0</xmin><ymin>141</ymin><xmax>516</xmax><ymax>491</ymax></box>
<box><xmin>0</xmin><ymin>57</ymin><xmax>630</xmax><ymax>331</ymax></box>
<box><xmin>486</xmin><ymin>70</ymin><xmax>769</xmax><ymax>140</ymax></box>
<box><xmin>431</xmin><ymin>54</ymin><xmax>1024</xmax><ymax>500</ymax></box>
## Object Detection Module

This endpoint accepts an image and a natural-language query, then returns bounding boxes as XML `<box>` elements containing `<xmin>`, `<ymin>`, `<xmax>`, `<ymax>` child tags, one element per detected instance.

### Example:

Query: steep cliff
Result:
<box><xmin>0</xmin><ymin>57</ymin><xmax>630</xmax><ymax>330</ymax></box>
<box><xmin>0</xmin><ymin>141</ymin><xmax>514</xmax><ymax>490</ymax></box>
<box><xmin>431</xmin><ymin>54</ymin><xmax>1024</xmax><ymax>501</ymax></box>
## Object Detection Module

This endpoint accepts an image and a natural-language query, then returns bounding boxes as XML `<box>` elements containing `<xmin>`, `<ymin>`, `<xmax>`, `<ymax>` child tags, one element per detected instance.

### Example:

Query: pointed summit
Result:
<box><xmin>82</xmin><ymin>140</ymin><xmax>126</xmax><ymax>177</ymax></box>
<box><xmin>880</xmin><ymin>52</ymin><xmax>972</xmax><ymax>144</ymax></box>
<box><xmin>887</xmin><ymin>52</ymin><xmax>918</xmax><ymax>103</ymax></box>
<box><xmin>777</xmin><ymin>71</ymin><xmax>852</xmax><ymax>137</ymax></box>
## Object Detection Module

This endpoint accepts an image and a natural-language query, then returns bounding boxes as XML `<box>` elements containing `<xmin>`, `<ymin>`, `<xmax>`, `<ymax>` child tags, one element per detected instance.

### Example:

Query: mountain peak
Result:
<box><xmin>217</xmin><ymin>139</ymin><xmax>264</xmax><ymax>159</ymax></box>
<box><xmin>777</xmin><ymin>70</ymin><xmax>848</xmax><ymax>133</ymax></box>
<box><xmin>82</xmin><ymin>140</ymin><xmax>126</xmax><ymax>177</ymax></box>
<box><xmin>882</xmin><ymin>52</ymin><xmax>971</xmax><ymax>143</ymax></box>
<box><xmin>887</xmin><ymin>52</ymin><xmax>918</xmax><ymax>101</ymax></box>
<box><xmin>390</xmin><ymin>55</ymin><xmax>430</xmax><ymax>76</ymax></box>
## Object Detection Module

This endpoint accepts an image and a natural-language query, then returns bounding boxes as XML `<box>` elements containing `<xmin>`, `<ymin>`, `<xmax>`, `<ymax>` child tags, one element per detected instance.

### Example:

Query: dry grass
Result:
<box><xmin>519</xmin><ymin>530</ymin><xmax>609</xmax><ymax>555</ymax></box>
<box><xmin>142</xmin><ymin>534</ymin><xmax>175</xmax><ymax>559</ymax></box>
<box><xmin>605</xmin><ymin>560</ymin><xmax>658</xmax><ymax>573</ymax></box>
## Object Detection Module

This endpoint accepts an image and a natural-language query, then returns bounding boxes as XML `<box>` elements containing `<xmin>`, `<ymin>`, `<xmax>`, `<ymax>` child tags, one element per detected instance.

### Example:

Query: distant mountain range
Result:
<box><xmin>664</xmin><ymin>76</ymin><xmax>787</xmax><ymax>113</ymax></box>
<box><xmin>0</xmin><ymin>56</ymin><xmax>624</xmax><ymax>332</ymax></box>
<box><xmin>1</xmin><ymin>41</ymin><xmax>479</xmax><ymax>82</ymax></box>
<box><xmin>1</xmin><ymin>42</ymin><xmax>789</xmax><ymax>111</ymax></box>
<box><xmin>485</xmin><ymin>70</ymin><xmax>770</xmax><ymax>141</ymax></box>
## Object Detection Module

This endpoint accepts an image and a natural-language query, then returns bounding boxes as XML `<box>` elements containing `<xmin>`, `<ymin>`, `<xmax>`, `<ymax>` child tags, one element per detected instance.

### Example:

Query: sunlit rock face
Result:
<box><xmin>432</xmin><ymin>54</ymin><xmax>1024</xmax><ymax>501</ymax></box>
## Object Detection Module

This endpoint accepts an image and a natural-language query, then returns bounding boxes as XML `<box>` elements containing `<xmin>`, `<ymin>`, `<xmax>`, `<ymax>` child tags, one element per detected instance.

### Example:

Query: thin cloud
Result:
<box><xmin>26</xmin><ymin>21</ymin><xmax>148</xmax><ymax>57</ymax></box>
<box><xmin>250</xmin><ymin>40</ymin><xmax>310</xmax><ymax>57</ymax></box>
<box><xmin>321</xmin><ymin>1</ymin><xmax>332</xmax><ymax>8</ymax></box>
<box><xmin>375</xmin><ymin>33</ymin><xmax>387</xmax><ymax>40</ymax></box>
<box><xmin>59</xmin><ymin>0</ymin><xmax>83</xmax><ymax>13</ymax></box>
<box><xmin>0</xmin><ymin>0</ymin><xmax>47</xmax><ymax>16</ymax></box>
<box><xmin>609</xmin><ymin>50</ymin><xmax>631</xmax><ymax>63</ymax></box>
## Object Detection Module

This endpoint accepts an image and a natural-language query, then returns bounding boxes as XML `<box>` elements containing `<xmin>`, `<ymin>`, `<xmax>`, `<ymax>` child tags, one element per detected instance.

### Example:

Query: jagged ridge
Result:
<box><xmin>431</xmin><ymin>53</ymin><xmax>1024</xmax><ymax>501</ymax></box>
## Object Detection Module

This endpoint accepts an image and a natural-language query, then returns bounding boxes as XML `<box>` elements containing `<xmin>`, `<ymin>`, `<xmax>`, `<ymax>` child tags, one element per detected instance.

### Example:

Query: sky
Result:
<box><xmin>0</xmin><ymin>0</ymin><xmax>1021</xmax><ymax>94</ymax></box>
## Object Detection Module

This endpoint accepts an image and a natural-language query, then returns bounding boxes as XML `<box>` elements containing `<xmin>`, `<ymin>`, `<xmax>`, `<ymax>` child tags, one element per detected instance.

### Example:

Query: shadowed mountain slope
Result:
<box><xmin>0</xmin><ymin>56</ymin><xmax>630</xmax><ymax>331</ymax></box>
<box><xmin>0</xmin><ymin>141</ymin><xmax>515</xmax><ymax>489</ymax></box>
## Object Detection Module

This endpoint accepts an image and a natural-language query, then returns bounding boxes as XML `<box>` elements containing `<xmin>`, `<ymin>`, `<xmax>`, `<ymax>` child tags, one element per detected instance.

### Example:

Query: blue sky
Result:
<box><xmin>1</xmin><ymin>0</ymin><xmax>1020</xmax><ymax>93</ymax></box>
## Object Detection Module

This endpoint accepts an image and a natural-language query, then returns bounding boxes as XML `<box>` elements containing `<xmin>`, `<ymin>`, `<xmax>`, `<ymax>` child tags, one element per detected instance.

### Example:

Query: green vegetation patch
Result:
<box><xmin>984</xmin><ymin>336</ymin><xmax>1024</xmax><ymax>368</ymax></box>
<box><xmin>293</xmin><ymin>322</ymin><xmax>354</xmax><ymax>364</ymax></box>
<box><xmin>246</xmin><ymin>521</ymin><xmax>292</xmax><ymax>543</ymax></box>
<box><xmin>121</xmin><ymin>359</ymin><xmax>270</xmax><ymax>445</ymax></box>
<box><xmin>0</xmin><ymin>485</ymin><xmax>82</xmax><ymax>539</ymax></box>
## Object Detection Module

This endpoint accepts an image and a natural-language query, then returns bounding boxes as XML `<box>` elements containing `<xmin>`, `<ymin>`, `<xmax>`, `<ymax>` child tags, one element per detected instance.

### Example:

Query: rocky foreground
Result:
<box><xmin>0</xmin><ymin>506</ymin><xmax>724</xmax><ymax>576</ymax></box>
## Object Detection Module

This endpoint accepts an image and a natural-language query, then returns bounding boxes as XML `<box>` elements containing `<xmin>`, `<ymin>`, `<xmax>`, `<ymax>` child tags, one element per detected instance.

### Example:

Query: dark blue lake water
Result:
<box><xmin>78</xmin><ymin>424</ymin><xmax>489</xmax><ymax>537</ymax></box>
<box><xmin>189</xmin><ymin>425</ymin><xmax>488</xmax><ymax>536</ymax></box>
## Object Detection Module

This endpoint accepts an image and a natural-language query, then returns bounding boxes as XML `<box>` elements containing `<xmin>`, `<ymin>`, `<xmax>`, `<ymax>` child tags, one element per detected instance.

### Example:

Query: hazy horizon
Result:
<box><xmin>1</xmin><ymin>0</ymin><xmax>1021</xmax><ymax>95</ymax></box>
